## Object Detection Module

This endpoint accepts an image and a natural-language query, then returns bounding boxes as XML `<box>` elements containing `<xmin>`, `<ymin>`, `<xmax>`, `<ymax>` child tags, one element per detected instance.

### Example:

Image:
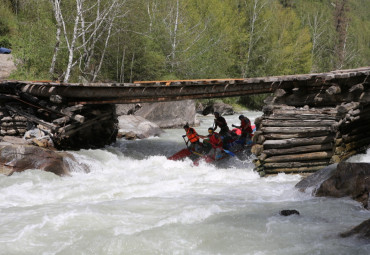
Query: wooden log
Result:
<box><xmin>349</xmin><ymin>83</ymin><xmax>364</xmax><ymax>93</ymax></box>
<box><xmin>264</xmin><ymin>165</ymin><xmax>327</xmax><ymax>174</ymax></box>
<box><xmin>263</xmin><ymin>131</ymin><xmax>332</xmax><ymax>139</ymax></box>
<box><xmin>264</xmin><ymin>151</ymin><xmax>333</xmax><ymax>163</ymax></box>
<box><xmin>341</xmin><ymin>122</ymin><xmax>370</xmax><ymax>136</ymax></box>
<box><xmin>252</xmin><ymin>131</ymin><xmax>263</xmax><ymax>144</ymax></box>
<box><xmin>52</xmin><ymin>116</ymin><xmax>70</xmax><ymax>125</ymax></box>
<box><xmin>272</xmin><ymin>108</ymin><xmax>339</xmax><ymax>116</ymax></box>
<box><xmin>261</xmin><ymin>126</ymin><xmax>333</xmax><ymax>134</ymax></box>
<box><xmin>263</xmin><ymin>143</ymin><xmax>333</xmax><ymax>156</ymax></box>
<box><xmin>274</xmin><ymin>89</ymin><xmax>286</xmax><ymax>97</ymax></box>
<box><xmin>342</xmin><ymin>131</ymin><xmax>370</xmax><ymax>143</ymax></box>
<box><xmin>263</xmin><ymin>160</ymin><xmax>331</xmax><ymax>169</ymax></box>
<box><xmin>261</xmin><ymin>119</ymin><xmax>337</xmax><ymax>127</ymax></box>
<box><xmin>263</xmin><ymin>136</ymin><xmax>334</xmax><ymax>149</ymax></box>
<box><xmin>5</xmin><ymin>105</ymin><xmax>58</xmax><ymax>131</ymax></box>
<box><xmin>337</xmin><ymin>102</ymin><xmax>360</xmax><ymax>114</ymax></box>
<box><xmin>331</xmin><ymin>151</ymin><xmax>357</xmax><ymax>163</ymax></box>
<box><xmin>58</xmin><ymin>112</ymin><xmax>113</xmax><ymax>137</ymax></box>
<box><xmin>258</xmin><ymin>153</ymin><xmax>267</xmax><ymax>161</ymax></box>
<box><xmin>263</xmin><ymin>115</ymin><xmax>340</xmax><ymax>121</ymax></box>
<box><xmin>251</xmin><ymin>144</ymin><xmax>264</xmax><ymax>155</ymax></box>
<box><xmin>326</xmin><ymin>85</ymin><xmax>341</xmax><ymax>95</ymax></box>
<box><xmin>345</xmin><ymin>137</ymin><xmax>370</xmax><ymax>151</ymax></box>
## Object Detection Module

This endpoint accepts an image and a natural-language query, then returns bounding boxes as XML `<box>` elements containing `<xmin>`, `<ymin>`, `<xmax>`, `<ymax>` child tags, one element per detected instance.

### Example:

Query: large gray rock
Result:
<box><xmin>117</xmin><ymin>115</ymin><xmax>163</xmax><ymax>139</ymax></box>
<box><xmin>0</xmin><ymin>54</ymin><xmax>16</xmax><ymax>79</ymax></box>
<box><xmin>0</xmin><ymin>144</ymin><xmax>74</xmax><ymax>176</ymax></box>
<box><xmin>296</xmin><ymin>162</ymin><xmax>370</xmax><ymax>208</ymax></box>
<box><xmin>134</xmin><ymin>100</ymin><xmax>198</xmax><ymax>128</ymax></box>
<box><xmin>202</xmin><ymin>102</ymin><xmax>234</xmax><ymax>116</ymax></box>
<box><xmin>116</xmin><ymin>104</ymin><xmax>142</xmax><ymax>115</ymax></box>
<box><xmin>340</xmin><ymin>219</ymin><xmax>370</xmax><ymax>240</ymax></box>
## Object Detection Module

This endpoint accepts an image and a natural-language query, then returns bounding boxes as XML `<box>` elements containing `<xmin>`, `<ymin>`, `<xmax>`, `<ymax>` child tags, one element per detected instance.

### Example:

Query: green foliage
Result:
<box><xmin>0</xmin><ymin>0</ymin><xmax>368</xmax><ymax>87</ymax></box>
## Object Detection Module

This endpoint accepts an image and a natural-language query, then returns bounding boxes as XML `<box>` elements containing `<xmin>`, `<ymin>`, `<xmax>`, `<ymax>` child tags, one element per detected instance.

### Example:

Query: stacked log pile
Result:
<box><xmin>0</xmin><ymin>94</ymin><xmax>117</xmax><ymax>150</ymax></box>
<box><xmin>252</xmin><ymin>75</ymin><xmax>370</xmax><ymax>176</ymax></box>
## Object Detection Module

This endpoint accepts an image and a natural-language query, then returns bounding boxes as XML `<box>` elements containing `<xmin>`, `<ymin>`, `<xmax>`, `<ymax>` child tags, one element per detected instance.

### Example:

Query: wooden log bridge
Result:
<box><xmin>251</xmin><ymin>67</ymin><xmax>370</xmax><ymax>176</ymax></box>
<box><xmin>0</xmin><ymin>67</ymin><xmax>369</xmax><ymax>164</ymax></box>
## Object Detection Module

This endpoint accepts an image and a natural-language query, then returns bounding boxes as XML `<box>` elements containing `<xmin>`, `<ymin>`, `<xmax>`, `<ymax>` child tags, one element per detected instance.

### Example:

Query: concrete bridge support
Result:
<box><xmin>252</xmin><ymin>74</ymin><xmax>370</xmax><ymax>176</ymax></box>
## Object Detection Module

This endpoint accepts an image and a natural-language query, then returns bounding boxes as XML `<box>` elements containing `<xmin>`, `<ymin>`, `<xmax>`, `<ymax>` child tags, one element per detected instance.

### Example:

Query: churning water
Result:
<box><xmin>1</xmin><ymin>112</ymin><xmax>370</xmax><ymax>255</ymax></box>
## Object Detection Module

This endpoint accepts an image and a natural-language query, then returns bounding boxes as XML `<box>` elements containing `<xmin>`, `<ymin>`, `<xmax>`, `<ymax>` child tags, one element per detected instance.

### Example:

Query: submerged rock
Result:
<box><xmin>280</xmin><ymin>209</ymin><xmax>300</xmax><ymax>216</ymax></box>
<box><xmin>296</xmin><ymin>162</ymin><xmax>370</xmax><ymax>209</ymax></box>
<box><xmin>0</xmin><ymin>144</ymin><xmax>74</xmax><ymax>176</ymax></box>
<box><xmin>340</xmin><ymin>219</ymin><xmax>370</xmax><ymax>240</ymax></box>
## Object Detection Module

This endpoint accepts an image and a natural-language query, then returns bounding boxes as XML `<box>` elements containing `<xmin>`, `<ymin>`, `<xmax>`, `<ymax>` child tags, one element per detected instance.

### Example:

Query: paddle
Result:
<box><xmin>222</xmin><ymin>149</ymin><xmax>235</xmax><ymax>157</ymax></box>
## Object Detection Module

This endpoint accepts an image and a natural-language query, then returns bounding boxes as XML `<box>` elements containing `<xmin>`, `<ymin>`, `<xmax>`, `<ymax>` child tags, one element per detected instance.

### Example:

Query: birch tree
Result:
<box><xmin>50</xmin><ymin>0</ymin><xmax>126</xmax><ymax>83</ymax></box>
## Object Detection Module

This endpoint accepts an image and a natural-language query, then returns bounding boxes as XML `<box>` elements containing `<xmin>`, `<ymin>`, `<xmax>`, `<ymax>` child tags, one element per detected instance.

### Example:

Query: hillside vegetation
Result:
<box><xmin>0</xmin><ymin>0</ymin><xmax>369</xmax><ymax>109</ymax></box>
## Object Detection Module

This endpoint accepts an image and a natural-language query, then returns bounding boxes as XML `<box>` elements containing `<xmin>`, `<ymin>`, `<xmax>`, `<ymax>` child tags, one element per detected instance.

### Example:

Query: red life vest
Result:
<box><xmin>241</xmin><ymin>118</ymin><xmax>253</xmax><ymax>134</ymax></box>
<box><xmin>186</xmin><ymin>128</ymin><xmax>199</xmax><ymax>143</ymax></box>
<box><xmin>209</xmin><ymin>132</ymin><xmax>223</xmax><ymax>148</ymax></box>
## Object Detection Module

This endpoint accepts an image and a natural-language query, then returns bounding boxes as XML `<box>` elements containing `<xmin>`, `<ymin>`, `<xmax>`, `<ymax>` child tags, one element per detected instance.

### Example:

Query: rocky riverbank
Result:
<box><xmin>0</xmin><ymin>136</ymin><xmax>87</xmax><ymax>176</ymax></box>
<box><xmin>296</xmin><ymin>162</ymin><xmax>370</xmax><ymax>241</ymax></box>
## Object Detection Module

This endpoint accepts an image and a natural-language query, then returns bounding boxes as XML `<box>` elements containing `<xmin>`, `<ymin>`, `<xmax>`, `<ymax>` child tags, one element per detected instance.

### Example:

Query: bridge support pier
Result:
<box><xmin>0</xmin><ymin>96</ymin><xmax>117</xmax><ymax>150</ymax></box>
<box><xmin>252</xmin><ymin>76</ymin><xmax>370</xmax><ymax>176</ymax></box>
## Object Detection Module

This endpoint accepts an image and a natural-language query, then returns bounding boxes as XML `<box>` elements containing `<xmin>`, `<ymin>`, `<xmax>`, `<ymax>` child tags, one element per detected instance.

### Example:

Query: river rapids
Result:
<box><xmin>1</xmin><ymin>112</ymin><xmax>369</xmax><ymax>254</ymax></box>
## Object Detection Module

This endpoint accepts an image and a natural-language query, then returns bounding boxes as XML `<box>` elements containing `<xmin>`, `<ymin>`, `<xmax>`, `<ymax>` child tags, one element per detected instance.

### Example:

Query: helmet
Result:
<box><xmin>183</xmin><ymin>124</ymin><xmax>189</xmax><ymax>129</ymax></box>
<box><xmin>214</xmin><ymin>112</ymin><xmax>220</xmax><ymax>116</ymax></box>
<box><xmin>239</xmin><ymin>115</ymin><xmax>244</xmax><ymax>120</ymax></box>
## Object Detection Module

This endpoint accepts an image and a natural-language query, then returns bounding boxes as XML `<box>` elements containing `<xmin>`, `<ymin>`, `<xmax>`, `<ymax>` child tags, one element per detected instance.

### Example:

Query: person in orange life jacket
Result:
<box><xmin>202</xmin><ymin>127</ymin><xmax>223</xmax><ymax>160</ymax></box>
<box><xmin>213</xmin><ymin>112</ymin><xmax>230</xmax><ymax>137</ymax></box>
<box><xmin>183</xmin><ymin>124</ymin><xmax>202</xmax><ymax>152</ymax></box>
<box><xmin>232</xmin><ymin>115</ymin><xmax>253</xmax><ymax>144</ymax></box>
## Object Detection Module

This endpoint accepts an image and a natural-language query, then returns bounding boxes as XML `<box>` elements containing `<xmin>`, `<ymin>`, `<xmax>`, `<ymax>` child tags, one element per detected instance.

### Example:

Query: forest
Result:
<box><xmin>0</xmin><ymin>0</ymin><xmax>369</xmax><ymax>108</ymax></box>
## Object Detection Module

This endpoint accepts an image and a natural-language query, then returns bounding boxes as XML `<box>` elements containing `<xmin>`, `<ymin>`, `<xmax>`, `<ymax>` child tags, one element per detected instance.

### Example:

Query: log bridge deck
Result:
<box><xmin>0</xmin><ymin>66</ymin><xmax>369</xmax><ymax>174</ymax></box>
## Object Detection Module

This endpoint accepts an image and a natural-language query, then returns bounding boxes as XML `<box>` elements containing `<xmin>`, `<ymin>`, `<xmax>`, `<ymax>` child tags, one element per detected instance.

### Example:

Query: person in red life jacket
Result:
<box><xmin>200</xmin><ymin>127</ymin><xmax>223</xmax><ymax>160</ymax></box>
<box><xmin>213</xmin><ymin>112</ymin><xmax>230</xmax><ymax>137</ymax></box>
<box><xmin>183</xmin><ymin>124</ymin><xmax>202</xmax><ymax>152</ymax></box>
<box><xmin>232</xmin><ymin>115</ymin><xmax>253</xmax><ymax>143</ymax></box>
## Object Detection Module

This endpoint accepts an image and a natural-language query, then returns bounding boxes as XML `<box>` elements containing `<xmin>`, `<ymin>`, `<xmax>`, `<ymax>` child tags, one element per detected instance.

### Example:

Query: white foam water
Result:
<box><xmin>0</xmin><ymin>112</ymin><xmax>369</xmax><ymax>254</ymax></box>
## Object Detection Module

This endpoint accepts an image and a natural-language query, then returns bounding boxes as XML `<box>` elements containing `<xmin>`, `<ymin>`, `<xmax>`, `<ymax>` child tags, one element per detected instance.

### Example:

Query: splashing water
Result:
<box><xmin>1</xmin><ymin>112</ymin><xmax>369</xmax><ymax>254</ymax></box>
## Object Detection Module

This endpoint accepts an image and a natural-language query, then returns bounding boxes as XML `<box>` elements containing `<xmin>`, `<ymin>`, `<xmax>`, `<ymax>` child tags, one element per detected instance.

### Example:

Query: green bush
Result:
<box><xmin>0</xmin><ymin>37</ymin><xmax>11</xmax><ymax>48</ymax></box>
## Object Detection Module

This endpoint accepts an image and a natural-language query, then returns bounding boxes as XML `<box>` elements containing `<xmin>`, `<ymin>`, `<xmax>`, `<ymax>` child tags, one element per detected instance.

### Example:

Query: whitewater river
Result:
<box><xmin>1</xmin><ymin>112</ymin><xmax>370</xmax><ymax>254</ymax></box>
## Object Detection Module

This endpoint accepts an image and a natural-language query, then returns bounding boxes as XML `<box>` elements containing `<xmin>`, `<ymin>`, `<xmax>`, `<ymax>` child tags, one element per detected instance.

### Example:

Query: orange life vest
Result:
<box><xmin>186</xmin><ymin>128</ymin><xmax>199</xmax><ymax>143</ymax></box>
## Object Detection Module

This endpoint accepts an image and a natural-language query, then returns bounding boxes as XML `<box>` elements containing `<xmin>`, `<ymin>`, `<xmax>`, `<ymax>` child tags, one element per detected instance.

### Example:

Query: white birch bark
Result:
<box><xmin>49</xmin><ymin>0</ymin><xmax>62</xmax><ymax>78</ymax></box>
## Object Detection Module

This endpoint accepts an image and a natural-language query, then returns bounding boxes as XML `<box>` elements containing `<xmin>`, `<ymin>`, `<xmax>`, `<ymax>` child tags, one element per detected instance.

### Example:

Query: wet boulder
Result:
<box><xmin>280</xmin><ymin>209</ymin><xmax>300</xmax><ymax>216</ymax></box>
<box><xmin>340</xmin><ymin>219</ymin><xmax>370</xmax><ymax>240</ymax></box>
<box><xmin>117</xmin><ymin>115</ymin><xmax>163</xmax><ymax>139</ymax></box>
<box><xmin>296</xmin><ymin>162</ymin><xmax>370</xmax><ymax>209</ymax></box>
<box><xmin>0</xmin><ymin>144</ymin><xmax>72</xmax><ymax>176</ymax></box>
<box><xmin>202</xmin><ymin>102</ymin><xmax>234</xmax><ymax>116</ymax></box>
<box><xmin>134</xmin><ymin>100</ymin><xmax>198</xmax><ymax>128</ymax></box>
